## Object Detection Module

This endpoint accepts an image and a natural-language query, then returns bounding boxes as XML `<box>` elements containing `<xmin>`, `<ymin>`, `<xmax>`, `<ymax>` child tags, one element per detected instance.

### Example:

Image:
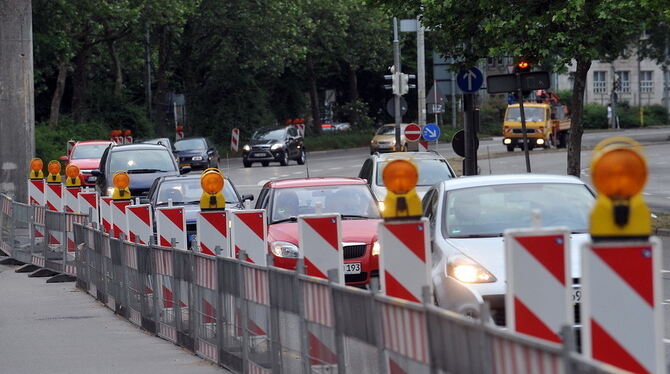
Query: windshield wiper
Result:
<box><xmin>272</xmin><ymin>217</ymin><xmax>297</xmax><ymax>224</ymax></box>
<box><xmin>449</xmin><ymin>233</ymin><xmax>503</xmax><ymax>238</ymax></box>
<box><xmin>341</xmin><ymin>214</ymin><xmax>374</xmax><ymax>220</ymax></box>
<box><xmin>127</xmin><ymin>168</ymin><xmax>168</xmax><ymax>174</ymax></box>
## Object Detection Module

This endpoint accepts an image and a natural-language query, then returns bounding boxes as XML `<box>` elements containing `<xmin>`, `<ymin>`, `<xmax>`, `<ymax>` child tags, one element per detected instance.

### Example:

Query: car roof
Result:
<box><xmin>159</xmin><ymin>174</ymin><xmax>231</xmax><ymax>182</ymax></box>
<box><xmin>174</xmin><ymin>137</ymin><xmax>205</xmax><ymax>142</ymax></box>
<box><xmin>266</xmin><ymin>177</ymin><xmax>367</xmax><ymax>189</ymax></box>
<box><xmin>75</xmin><ymin>140</ymin><xmax>113</xmax><ymax>146</ymax></box>
<box><xmin>110</xmin><ymin>143</ymin><xmax>171</xmax><ymax>152</ymax></box>
<box><xmin>372</xmin><ymin>151</ymin><xmax>446</xmax><ymax>161</ymax></box>
<box><xmin>438</xmin><ymin>174</ymin><xmax>585</xmax><ymax>190</ymax></box>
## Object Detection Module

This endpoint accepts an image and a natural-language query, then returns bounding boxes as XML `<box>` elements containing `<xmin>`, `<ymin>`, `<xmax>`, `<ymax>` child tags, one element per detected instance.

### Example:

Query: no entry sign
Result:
<box><xmin>403</xmin><ymin>123</ymin><xmax>421</xmax><ymax>142</ymax></box>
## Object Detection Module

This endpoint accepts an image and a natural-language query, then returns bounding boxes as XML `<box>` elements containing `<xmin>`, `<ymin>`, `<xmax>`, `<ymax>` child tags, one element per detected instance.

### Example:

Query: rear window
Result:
<box><xmin>376</xmin><ymin>159</ymin><xmax>454</xmax><ymax>186</ymax></box>
<box><xmin>71</xmin><ymin>144</ymin><xmax>109</xmax><ymax>159</ymax></box>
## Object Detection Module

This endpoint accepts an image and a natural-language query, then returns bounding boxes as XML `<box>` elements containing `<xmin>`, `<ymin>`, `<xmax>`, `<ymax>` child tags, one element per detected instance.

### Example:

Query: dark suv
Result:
<box><xmin>242</xmin><ymin>126</ymin><xmax>305</xmax><ymax>167</ymax></box>
<box><xmin>92</xmin><ymin>144</ymin><xmax>190</xmax><ymax>198</ymax></box>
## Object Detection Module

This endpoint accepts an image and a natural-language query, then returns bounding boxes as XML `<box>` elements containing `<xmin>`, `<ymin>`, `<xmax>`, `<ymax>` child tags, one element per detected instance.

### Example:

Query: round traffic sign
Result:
<box><xmin>456</xmin><ymin>67</ymin><xmax>484</xmax><ymax>93</ymax></box>
<box><xmin>451</xmin><ymin>130</ymin><xmax>479</xmax><ymax>157</ymax></box>
<box><xmin>386</xmin><ymin>97</ymin><xmax>408</xmax><ymax>117</ymax></box>
<box><xmin>403</xmin><ymin>123</ymin><xmax>422</xmax><ymax>142</ymax></box>
<box><xmin>422</xmin><ymin>123</ymin><xmax>441</xmax><ymax>141</ymax></box>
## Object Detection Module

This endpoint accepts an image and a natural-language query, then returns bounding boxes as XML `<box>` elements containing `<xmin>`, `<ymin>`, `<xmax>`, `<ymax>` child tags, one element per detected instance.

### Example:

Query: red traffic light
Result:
<box><xmin>517</xmin><ymin>61</ymin><xmax>530</xmax><ymax>69</ymax></box>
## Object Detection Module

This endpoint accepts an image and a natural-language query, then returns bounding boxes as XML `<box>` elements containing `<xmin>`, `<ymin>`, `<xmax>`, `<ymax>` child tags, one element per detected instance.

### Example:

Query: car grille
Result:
<box><xmin>343</xmin><ymin>244</ymin><xmax>366</xmax><ymax>259</ymax></box>
<box><xmin>345</xmin><ymin>272</ymin><xmax>367</xmax><ymax>283</ymax></box>
<box><xmin>512</xmin><ymin>128</ymin><xmax>536</xmax><ymax>134</ymax></box>
<box><xmin>377</xmin><ymin>141</ymin><xmax>392</xmax><ymax>145</ymax></box>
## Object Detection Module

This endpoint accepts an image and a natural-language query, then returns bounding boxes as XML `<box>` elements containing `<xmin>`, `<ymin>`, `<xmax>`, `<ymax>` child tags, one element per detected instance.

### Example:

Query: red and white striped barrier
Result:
<box><xmin>504</xmin><ymin>228</ymin><xmax>572</xmax><ymax>343</ymax></box>
<box><xmin>247</xmin><ymin>362</ymin><xmax>272</xmax><ymax>374</ymax></box>
<box><xmin>195</xmin><ymin>254</ymin><xmax>218</xmax><ymax>362</ymax></box>
<box><xmin>418</xmin><ymin>141</ymin><xmax>429</xmax><ymax>152</ymax></box>
<box><xmin>581</xmin><ymin>239</ymin><xmax>664</xmax><ymax>374</ymax></box>
<box><xmin>230</xmin><ymin>210</ymin><xmax>266</xmax><ymax>263</ymax></box>
<box><xmin>31</xmin><ymin>206</ymin><xmax>46</xmax><ymax>266</ymax></box>
<box><xmin>154</xmin><ymin>247</ymin><xmax>178</xmax><ymax>342</ymax></box>
<box><xmin>303</xmin><ymin>281</ymin><xmax>338</xmax><ymax>369</ymax></box>
<box><xmin>196</xmin><ymin>210</ymin><xmax>228</xmax><ymax>256</ymax></box>
<box><xmin>45</xmin><ymin>183</ymin><xmax>63</xmax><ymax>212</ymax></box>
<box><xmin>100</xmin><ymin>197</ymin><xmax>113</xmax><ymax>233</ymax></box>
<box><xmin>294</xmin><ymin>123</ymin><xmax>305</xmax><ymax>137</ymax></box>
<box><xmin>111</xmin><ymin>200</ymin><xmax>131</xmax><ymax>239</ymax></box>
<box><xmin>231</xmin><ymin>128</ymin><xmax>240</xmax><ymax>152</ymax></box>
<box><xmin>125</xmin><ymin>204</ymin><xmax>153</xmax><ymax>245</ymax></box>
<box><xmin>28</xmin><ymin>179</ymin><xmax>45</xmax><ymax>206</ymax></box>
<box><xmin>63</xmin><ymin>187</ymin><xmax>80</xmax><ymax>213</ymax></box>
<box><xmin>381</xmin><ymin>302</ymin><xmax>429</xmax><ymax>365</ymax></box>
<box><xmin>67</xmin><ymin>139</ymin><xmax>76</xmax><ymax>155</ymax></box>
<box><xmin>298</xmin><ymin>214</ymin><xmax>343</xmax><ymax>283</ymax></box>
<box><xmin>156</xmin><ymin>207</ymin><xmax>187</xmax><ymax>249</ymax></box>
<box><xmin>124</xmin><ymin>135</ymin><xmax>133</xmax><ymax>144</ymax></box>
<box><xmin>378</xmin><ymin>219</ymin><xmax>432</xmax><ymax>303</ymax></box>
<box><xmin>78</xmin><ymin>191</ymin><xmax>99</xmax><ymax>224</ymax></box>
<box><xmin>491</xmin><ymin>334</ymin><xmax>563</xmax><ymax>374</ymax></box>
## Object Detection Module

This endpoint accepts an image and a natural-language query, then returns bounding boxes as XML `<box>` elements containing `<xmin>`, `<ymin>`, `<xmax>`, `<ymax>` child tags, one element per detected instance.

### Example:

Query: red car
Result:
<box><xmin>255</xmin><ymin>177</ymin><xmax>382</xmax><ymax>287</ymax></box>
<box><xmin>59</xmin><ymin>140</ymin><xmax>114</xmax><ymax>186</ymax></box>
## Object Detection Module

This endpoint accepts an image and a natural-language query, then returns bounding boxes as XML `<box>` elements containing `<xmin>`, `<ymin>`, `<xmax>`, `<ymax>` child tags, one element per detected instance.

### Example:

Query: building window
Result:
<box><xmin>593</xmin><ymin>71</ymin><xmax>607</xmax><ymax>94</ymax></box>
<box><xmin>615</xmin><ymin>71</ymin><xmax>630</xmax><ymax>93</ymax></box>
<box><xmin>640</xmin><ymin>71</ymin><xmax>653</xmax><ymax>93</ymax></box>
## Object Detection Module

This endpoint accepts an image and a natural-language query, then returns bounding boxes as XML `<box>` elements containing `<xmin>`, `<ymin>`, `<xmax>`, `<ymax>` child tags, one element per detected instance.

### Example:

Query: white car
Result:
<box><xmin>357</xmin><ymin>151</ymin><xmax>457</xmax><ymax>212</ymax></box>
<box><xmin>422</xmin><ymin>174</ymin><xmax>594</xmax><ymax>325</ymax></box>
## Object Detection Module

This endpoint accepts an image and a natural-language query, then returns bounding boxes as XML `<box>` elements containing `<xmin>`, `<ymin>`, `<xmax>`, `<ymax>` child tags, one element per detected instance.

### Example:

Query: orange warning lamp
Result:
<box><xmin>65</xmin><ymin>164</ymin><xmax>82</xmax><ymax>187</ymax></box>
<box><xmin>111</xmin><ymin>171</ymin><xmax>131</xmax><ymax>200</ymax></box>
<box><xmin>517</xmin><ymin>61</ymin><xmax>529</xmax><ymax>70</ymax></box>
<box><xmin>29</xmin><ymin>158</ymin><xmax>44</xmax><ymax>179</ymax></box>
<box><xmin>381</xmin><ymin>159</ymin><xmax>422</xmax><ymax>219</ymax></box>
<box><xmin>589</xmin><ymin>137</ymin><xmax>650</xmax><ymax>240</ymax></box>
<box><xmin>47</xmin><ymin>160</ymin><xmax>62</xmax><ymax>183</ymax></box>
<box><xmin>200</xmin><ymin>168</ymin><xmax>226</xmax><ymax>210</ymax></box>
<box><xmin>123</xmin><ymin>129</ymin><xmax>132</xmax><ymax>136</ymax></box>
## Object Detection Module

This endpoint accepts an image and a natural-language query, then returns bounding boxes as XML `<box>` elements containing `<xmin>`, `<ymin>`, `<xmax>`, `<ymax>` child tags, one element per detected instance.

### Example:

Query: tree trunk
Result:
<box><xmin>154</xmin><ymin>25</ymin><xmax>170</xmax><ymax>137</ymax></box>
<box><xmin>347</xmin><ymin>63</ymin><xmax>358</xmax><ymax>103</ymax></box>
<box><xmin>48</xmin><ymin>60</ymin><xmax>68</xmax><ymax>127</ymax></box>
<box><xmin>108</xmin><ymin>40</ymin><xmax>123</xmax><ymax>97</ymax></box>
<box><xmin>567</xmin><ymin>58</ymin><xmax>592</xmax><ymax>177</ymax></box>
<box><xmin>307</xmin><ymin>55</ymin><xmax>321</xmax><ymax>134</ymax></box>
<box><xmin>71</xmin><ymin>50</ymin><xmax>89</xmax><ymax>122</ymax></box>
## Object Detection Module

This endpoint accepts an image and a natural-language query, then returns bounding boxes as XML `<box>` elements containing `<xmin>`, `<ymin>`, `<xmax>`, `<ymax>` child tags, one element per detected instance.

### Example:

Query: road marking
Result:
<box><xmin>292</xmin><ymin>172</ymin><xmax>303</xmax><ymax>175</ymax></box>
<box><xmin>311</xmin><ymin>169</ymin><xmax>323</xmax><ymax>172</ymax></box>
<box><xmin>329</xmin><ymin>167</ymin><xmax>343</xmax><ymax>170</ymax></box>
<box><xmin>664</xmin><ymin>339</ymin><xmax>670</xmax><ymax>345</ymax></box>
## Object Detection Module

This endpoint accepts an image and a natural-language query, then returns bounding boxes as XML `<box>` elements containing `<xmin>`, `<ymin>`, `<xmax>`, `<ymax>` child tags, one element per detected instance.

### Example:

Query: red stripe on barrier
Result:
<box><xmin>386</xmin><ymin>223</ymin><xmax>425</xmax><ymax>262</ymax></box>
<box><xmin>514</xmin><ymin>296</ymin><xmax>561</xmax><ymax>343</ymax></box>
<box><xmin>202</xmin><ymin>212</ymin><xmax>227</xmax><ymax>237</ymax></box>
<box><xmin>388</xmin><ymin>358</ymin><xmax>407</xmax><ymax>374</ymax></box>
<box><xmin>591</xmin><ymin>319</ymin><xmax>650</xmax><ymax>374</ymax></box>
<box><xmin>47</xmin><ymin>183</ymin><xmax>62</xmax><ymax>197</ymax></box>
<box><xmin>385</xmin><ymin>272</ymin><xmax>420</xmax><ymax>303</ymax></box>
<box><xmin>304</xmin><ymin>216</ymin><xmax>339</xmax><ymax>251</ymax></box>
<box><xmin>46</xmin><ymin>201</ymin><xmax>58</xmax><ymax>212</ymax></box>
<box><xmin>203</xmin><ymin>299</ymin><xmax>216</xmax><ymax>323</ymax></box>
<box><xmin>309</xmin><ymin>332</ymin><xmax>337</xmax><ymax>365</ymax></box>
<box><xmin>515</xmin><ymin>235</ymin><xmax>566</xmax><ymax>285</ymax></box>
<box><xmin>161</xmin><ymin>208</ymin><xmax>185</xmax><ymax>230</ymax></box>
<box><xmin>592</xmin><ymin>245</ymin><xmax>654</xmax><ymax>307</ymax></box>
<box><xmin>237</xmin><ymin>212</ymin><xmax>264</xmax><ymax>239</ymax></box>
<box><xmin>200</xmin><ymin>242</ymin><xmax>215</xmax><ymax>256</ymax></box>
<box><xmin>304</xmin><ymin>256</ymin><xmax>328</xmax><ymax>279</ymax></box>
<box><xmin>129</xmin><ymin>206</ymin><xmax>151</xmax><ymax>226</ymax></box>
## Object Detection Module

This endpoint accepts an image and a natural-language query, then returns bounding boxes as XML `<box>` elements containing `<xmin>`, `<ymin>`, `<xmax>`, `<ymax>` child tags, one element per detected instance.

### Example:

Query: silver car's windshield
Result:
<box><xmin>443</xmin><ymin>183</ymin><xmax>594</xmax><ymax>238</ymax></box>
<box><xmin>156</xmin><ymin>179</ymin><xmax>238</xmax><ymax>205</ymax></box>
<box><xmin>376</xmin><ymin>159</ymin><xmax>454</xmax><ymax>186</ymax></box>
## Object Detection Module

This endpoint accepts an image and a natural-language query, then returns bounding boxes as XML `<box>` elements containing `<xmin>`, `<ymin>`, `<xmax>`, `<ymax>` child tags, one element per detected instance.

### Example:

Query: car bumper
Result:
<box><xmin>243</xmin><ymin>150</ymin><xmax>283</xmax><ymax>161</ymax></box>
<box><xmin>179</xmin><ymin>160</ymin><xmax>208</xmax><ymax>169</ymax></box>
<box><xmin>370</xmin><ymin>144</ymin><xmax>400</xmax><ymax>153</ymax></box>
<box><xmin>272</xmin><ymin>252</ymin><xmax>378</xmax><ymax>287</ymax></box>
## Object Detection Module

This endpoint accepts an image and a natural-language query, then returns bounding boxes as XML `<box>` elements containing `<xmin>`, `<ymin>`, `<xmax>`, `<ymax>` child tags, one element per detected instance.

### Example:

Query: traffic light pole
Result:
<box><xmin>393</xmin><ymin>17</ymin><xmax>402</xmax><ymax>148</ymax></box>
<box><xmin>463</xmin><ymin>93</ymin><xmax>478</xmax><ymax>176</ymax></box>
<box><xmin>515</xmin><ymin>75</ymin><xmax>532</xmax><ymax>173</ymax></box>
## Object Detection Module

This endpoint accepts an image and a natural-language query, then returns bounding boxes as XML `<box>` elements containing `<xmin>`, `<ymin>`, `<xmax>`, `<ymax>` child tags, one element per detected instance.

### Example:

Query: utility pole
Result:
<box><xmin>416</xmin><ymin>17</ymin><xmax>426</xmax><ymax>127</ymax></box>
<box><xmin>393</xmin><ymin>17</ymin><xmax>402</xmax><ymax>147</ymax></box>
<box><xmin>0</xmin><ymin>0</ymin><xmax>35</xmax><ymax>201</ymax></box>
<box><xmin>144</xmin><ymin>20</ymin><xmax>152</xmax><ymax>120</ymax></box>
<box><xmin>451</xmin><ymin>77</ymin><xmax>457</xmax><ymax>127</ymax></box>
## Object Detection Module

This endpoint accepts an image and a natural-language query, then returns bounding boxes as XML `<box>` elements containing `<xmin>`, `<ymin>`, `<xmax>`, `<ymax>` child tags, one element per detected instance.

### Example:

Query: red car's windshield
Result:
<box><xmin>271</xmin><ymin>185</ymin><xmax>380</xmax><ymax>223</ymax></box>
<box><xmin>71</xmin><ymin>144</ymin><xmax>109</xmax><ymax>159</ymax></box>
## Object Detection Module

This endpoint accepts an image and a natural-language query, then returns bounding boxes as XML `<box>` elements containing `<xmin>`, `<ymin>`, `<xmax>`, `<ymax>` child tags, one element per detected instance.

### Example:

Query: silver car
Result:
<box><xmin>422</xmin><ymin>174</ymin><xmax>594</xmax><ymax>325</ymax></box>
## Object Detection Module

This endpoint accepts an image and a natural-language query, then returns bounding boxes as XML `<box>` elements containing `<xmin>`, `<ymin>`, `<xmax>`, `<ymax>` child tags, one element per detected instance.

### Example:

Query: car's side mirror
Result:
<box><xmin>242</xmin><ymin>194</ymin><xmax>254</xmax><ymax>202</ymax></box>
<box><xmin>90</xmin><ymin>170</ymin><xmax>102</xmax><ymax>177</ymax></box>
<box><xmin>179</xmin><ymin>166</ymin><xmax>192</xmax><ymax>175</ymax></box>
<box><xmin>58</xmin><ymin>155</ymin><xmax>69</xmax><ymax>162</ymax></box>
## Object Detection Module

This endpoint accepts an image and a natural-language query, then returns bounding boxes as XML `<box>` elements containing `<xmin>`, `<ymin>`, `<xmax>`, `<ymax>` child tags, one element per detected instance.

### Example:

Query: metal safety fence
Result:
<box><xmin>0</xmin><ymin>191</ymin><xmax>625</xmax><ymax>374</ymax></box>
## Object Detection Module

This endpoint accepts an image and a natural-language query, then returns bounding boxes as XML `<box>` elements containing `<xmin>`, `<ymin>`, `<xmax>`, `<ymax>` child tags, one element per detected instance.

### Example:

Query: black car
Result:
<box><xmin>173</xmin><ymin>137</ymin><xmax>220</xmax><ymax>170</ymax></box>
<box><xmin>147</xmin><ymin>174</ymin><xmax>253</xmax><ymax>248</ymax></box>
<box><xmin>92</xmin><ymin>144</ymin><xmax>190</xmax><ymax>198</ymax></box>
<box><xmin>242</xmin><ymin>126</ymin><xmax>305</xmax><ymax>167</ymax></box>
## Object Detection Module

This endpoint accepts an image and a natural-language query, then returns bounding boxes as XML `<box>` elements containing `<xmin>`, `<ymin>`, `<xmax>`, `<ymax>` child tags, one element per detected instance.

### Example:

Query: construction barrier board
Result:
<box><xmin>230</xmin><ymin>209</ymin><xmax>266</xmax><ymax>263</ymax></box>
<box><xmin>156</xmin><ymin>206</ymin><xmax>187</xmax><ymax>249</ymax></box>
<box><xmin>196</xmin><ymin>210</ymin><xmax>228</xmax><ymax>256</ymax></box>
<box><xmin>111</xmin><ymin>200</ymin><xmax>131</xmax><ymax>239</ymax></box>
<box><xmin>45</xmin><ymin>183</ymin><xmax>63</xmax><ymax>212</ymax></box>
<box><xmin>78</xmin><ymin>191</ymin><xmax>99</xmax><ymax>224</ymax></box>
<box><xmin>64</xmin><ymin>187</ymin><xmax>80</xmax><ymax>213</ymax></box>
<box><xmin>100</xmin><ymin>197</ymin><xmax>113</xmax><ymax>233</ymax></box>
<box><xmin>125</xmin><ymin>204</ymin><xmax>153</xmax><ymax>245</ymax></box>
<box><xmin>298</xmin><ymin>213</ymin><xmax>343</xmax><ymax>283</ymax></box>
<box><xmin>28</xmin><ymin>179</ymin><xmax>45</xmax><ymax>206</ymax></box>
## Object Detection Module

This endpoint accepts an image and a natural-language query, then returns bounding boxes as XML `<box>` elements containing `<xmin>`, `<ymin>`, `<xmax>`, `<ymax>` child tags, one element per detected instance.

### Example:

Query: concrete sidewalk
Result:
<box><xmin>0</xmin><ymin>264</ymin><xmax>228</xmax><ymax>374</ymax></box>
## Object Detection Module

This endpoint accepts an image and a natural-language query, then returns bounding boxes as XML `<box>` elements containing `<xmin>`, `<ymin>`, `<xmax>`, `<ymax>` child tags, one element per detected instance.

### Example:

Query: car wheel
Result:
<box><xmin>506</xmin><ymin>145</ymin><xmax>514</xmax><ymax>152</ymax></box>
<box><xmin>243</xmin><ymin>160</ymin><xmax>252</xmax><ymax>168</ymax></box>
<box><xmin>297</xmin><ymin>149</ymin><xmax>306</xmax><ymax>165</ymax></box>
<box><xmin>279</xmin><ymin>152</ymin><xmax>288</xmax><ymax>166</ymax></box>
<box><xmin>261</xmin><ymin>161</ymin><xmax>269</xmax><ymax>167</ymax></box>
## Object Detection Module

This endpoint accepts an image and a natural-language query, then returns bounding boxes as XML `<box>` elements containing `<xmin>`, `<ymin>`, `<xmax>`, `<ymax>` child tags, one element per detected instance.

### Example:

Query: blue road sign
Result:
<box><xmin>456</xmin><ymin>67</ymin><xmax>483</xmax><ymax>93</ymax></box>
<box><xmin>422</xmin><ymin>123</ymin><xmax>440</xmax><ymax>141</ymax></box>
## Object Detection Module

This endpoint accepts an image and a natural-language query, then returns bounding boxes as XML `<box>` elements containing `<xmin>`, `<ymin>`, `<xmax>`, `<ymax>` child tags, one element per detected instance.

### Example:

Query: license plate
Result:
<box><xmin>572</xmin><ymin>287</ymin><xmax>582</xmax><ymax>304</ymax></box>
<box><xmin>344</xmin><ymin>262</ymin><xmax>361</xmax><ymax>275</ymax></box>
<box><xmin>180</xmin><ymin>163</ymin><xmax>190</xmax><ymax>167</ymax></box>
<box><xmin>253</xmin><ymin>152</ymin><xmax>266</xmax><ymax>157</ymax></box>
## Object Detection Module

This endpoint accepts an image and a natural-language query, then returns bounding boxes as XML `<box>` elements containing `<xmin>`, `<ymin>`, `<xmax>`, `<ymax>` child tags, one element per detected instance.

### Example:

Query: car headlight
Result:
<box><xmin>503</xmin><ymin>138</ymin><xmax>512</xmax><ymax>145</ymax></box>
<box><xmin>270</xmin><ymin>143</ymin><xmax>282</xmax><ymax>151</ymax></box>
<box><xmin>270</xmin><ymin>241</ymin><xmax>299</xmax><ymax>258</ymax></box>
<box><xmin>80</xmin><ymin>169</ymin><xmax>93</xmax><ymax>174</ymax></box>
<box><xmin>243</xmin><ymin>144</ymin><xmax>251</xmax><ymax>151</ymax></box>
<box><xmin>378</xmin><ymin>201</ymin><xmax>385</xmax><ymax>212</ymax></box>
<box><xmin>106</xmin><ymin>187</ymin><xmax>115</xmax><ymax>196</ymax></box>
<box><xmin>447</xmin><ymin>256</ymin><xmax>496</xmax><ymax>283</ymax></box>
<box><xmin>192</xmin><ymin>156</ymin><xmax>203</xmax><ymax>161</ymax></box>
<box><xmin>372</xmin><ymin>241</ymin><xmax>380</xmax><ymax>256</ymax></box>
<box><xmin>370</xmin><ymin>140</ymin><xmax>376</xmax><ymax>145</ymax></box>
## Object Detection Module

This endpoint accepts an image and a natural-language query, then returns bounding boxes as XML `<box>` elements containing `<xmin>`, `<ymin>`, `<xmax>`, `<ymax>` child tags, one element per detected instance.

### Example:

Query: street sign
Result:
<box><xmin>451</xmin><ymin>130</ymin><xmax>479</xmax><ymax>157</ymax></box>
<box><xmin>456</xmin><ymin>67</ymin><xmax>483</xmax><ymax>93</ymax></box>
<box><xmin>487</xmin><ymin>71</ymin><xmax>551</xmax><ymax>94</ymax></box>
<box><xmin>403</xmin><ymin>124</ymin><xmax>422</xmax><ymax>142</ymax></box>
<box><xmin>422</xmin><ymin>123</ymin><xmax>440</xmax><ymax>141</ymax></box>
<box><xmin>428</xmin><ymin>104</ymin><xmax>444</xmax><ymax>114</ymax></box>
<box><xmin>386</xmin><ymin>97</ymin><xmax>408</xmax><ymax>117</ymax></box>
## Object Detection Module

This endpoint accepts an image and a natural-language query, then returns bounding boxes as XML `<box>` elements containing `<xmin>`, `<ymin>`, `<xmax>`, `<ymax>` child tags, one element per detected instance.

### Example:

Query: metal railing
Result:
<box><xmin>0</xmin><ymin>192</ymin><xmax>626</xmax><ymax>373</ymax></box>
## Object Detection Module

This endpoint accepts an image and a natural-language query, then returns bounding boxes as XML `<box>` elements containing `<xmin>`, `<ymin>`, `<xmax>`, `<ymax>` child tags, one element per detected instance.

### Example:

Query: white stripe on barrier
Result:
<box><xmin>230</xmin><ymin>210</ymin><xmax>266</xmax><ymax>263</ymax></box>
<box><xmin>78</xmin><ymin>191</ymin><xmax>99</xmax><ymax>224</ymax></box>
<box><xmin>247</xmin><ymin>361</ymin><xmax>271</xmax><ymax>374</ymax></box>
<box><xmin>45</xmin><ymin>183</ymin><xmax>63</xmax><ymax>212</ymax></box>
<box><xmin>195</xmin><ymin>255</ymin><xmax>216</xmax><ymax>290</ymax></box>
<box><xmin>196</xmin><ymin>210</ymin><xmax>228</xmax><ymax>256</ymax></box>
<box><xmin>63</xmin><ymin>187</ymin><xmax>80</xmax><ymax>213</ymax></box>
<box><xmin>156</xmin><ymin>207</ymin><xmax>187</xmax><ymax>249</ymax></box>
<box><xmin>125</xmin><ymin>204</ymin><xmax>153</xmax><ymax>245</ymax></box>
<box><xmin>111</xmin><ymin>200</ymin><xmax>131</xmax><ymax>239</ymax></box>
<box><xmin>381</xmin><ymin>302</ymin><xmax>429</xmax><ymax>364</ymax></box>
<box><xmin>303</xmin><ymin>281</ymin><xmax>333</xmax><ymax>327</ymax></box>
<box><xmin>505</xmin><ymin>228</ymin><xmax>572</xmax><ymax>343</ymax></box>
<box><xmin>99</xmin><ymin>197</ymin><xmax>113</xmax><ymax>233</ymax></box>
<box><xmin>29</xmin><ymin>179</ymin><xmax>45</xmax><ymax>206</ymax></box>
<box><xmin>196</xmin><ymin>340</ymin><xmax>218</xmax><ymax>363</ymax></box>
<box><xmin>155</xmin><ymin>248</ymin><xmax>173</xmax><ymax>276</ymax></box>
<box><xmin>124</xmin><ymin>243</ymin><xmax>138</xmax><ymax>270</ymax></box>
<box><xmin>298</xmin><ymin>214</ymin><xmax>343</xmax><ymax>283</ymax></box>
<box><xmin>243</xmin><ymin>266</ymin><xmax>269</xmax><ymax>306</ymax></box>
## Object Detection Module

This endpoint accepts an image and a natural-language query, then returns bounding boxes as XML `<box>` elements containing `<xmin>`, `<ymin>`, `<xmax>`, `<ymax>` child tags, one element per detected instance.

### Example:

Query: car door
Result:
<box><xmin>96</xmin><ymin>147</ymin><xmax>110</xmax><ymax>195</ymax></box>
<box><xmin>286</xmin><ymin>127</ymin><xmax>298</xmax><ymax>157</ymax></box>
<box><xmin>358</xmin><ymin>158</ymin><xmax>373</xmax><ymax>186</ymax></box>
<box><xmin>205</xmin><ymin>138</ymin><xmax>218</xmax><ymax>164</ymax></box>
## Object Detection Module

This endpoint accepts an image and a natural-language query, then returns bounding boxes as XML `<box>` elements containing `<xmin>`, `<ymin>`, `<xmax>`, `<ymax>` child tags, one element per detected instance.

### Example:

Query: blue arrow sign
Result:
<box><xmin>422</xmin><ymin>123</ymin><xmax>440</xmax><ymax>141</ymax></box>
<box><xmin>456</xmin><ymin>67</ymin><xmax>483</xmax><ymax>93</ymax></box>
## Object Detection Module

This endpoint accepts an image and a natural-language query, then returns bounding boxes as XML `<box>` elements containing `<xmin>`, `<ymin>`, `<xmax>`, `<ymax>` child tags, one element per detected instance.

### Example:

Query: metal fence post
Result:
<box><xmin>237</xmin><ymin>249</ymin><xmax>250</xmax><ymax>373</ymax></box>
<box><xmin>422</xmin><ymin>286</ymin><xmax>439</xmax><ymax>374</ymax></box>
<box><xmin>478</xmin><ymin>301</ymin><xmax>493</xmax><ymax>374</ymax></box>
<box><xmin>328</xmin><ymin>268</ymin><xmax>347</xmax><ymax>374</ymax></box>
<box><xmin>295</xmin><ymin>258</ymin><xmax>311</xmax><ymax>374</ymax></box>
<box><xmin>369</xmin><ymin>277</ymin><xmax>387</xmax><ymax>374</ymax></box>
<box><xmin>152</xmin><ymin>243</ymin><xmax>161</xmax><ymax>335</ymax></box>
<box><xmin>266</xmin><ymin>254</ymin><xmax>282</xmax><ymax>373</ymax></box>
<box><xmin>560</xmin><ymin>325</ymin><xmax>576</xmax><ymax>373</ymax></box>
<box><xmin>214</xmin><ymin>248</ymin><xmax>225</xmax><ymax>368</ymax></box>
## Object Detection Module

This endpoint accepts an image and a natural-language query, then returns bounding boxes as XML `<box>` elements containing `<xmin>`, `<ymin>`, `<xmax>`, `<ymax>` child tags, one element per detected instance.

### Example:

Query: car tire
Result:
<box><xmin>506</xmin><ymin>145</ymin><xmax>514</xmax><ymax>152</ymax></box>
<box><xmin>279</xmin><ymin>152</ymin><xmax>288</xmax><ymax>166</ymax></box>
<box><xmin>262</xmin><ymin>161</ymin><xmax>269</xmax><ymax>167</ymax></box>
<box><xmin>297</xmin><ymin>149</ymin><xmax>306</xmax><ymax>165</ymax></box>
<box><xmin>243</xmin><ymin>160</ymin><xmax>252</xmax><ymax>168</ymax></box>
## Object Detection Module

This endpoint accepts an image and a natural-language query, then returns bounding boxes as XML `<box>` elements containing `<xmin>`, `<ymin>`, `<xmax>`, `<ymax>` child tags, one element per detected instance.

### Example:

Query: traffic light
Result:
<box><xmin>64</xmin><ymin>164</ymin><xmax>82</xmax><ymax>187</ymax></box>
<box><xmin>381</xmin><ymin>159</ymin><xmax>422</xmax><ymax>219</ymax></box>
<box><xmin>514</xmin><ymin>60</ymin><xmax>531</xmax><ymax>73</ymax></box>
<box><xmin>200</xmin><ymin>168</ymin><xmax>226</xmax><ymax>210</ymax></box>
<box><xmin>384</xmin><ymin>72</ymin><xmax>416</xmax><ymax>96</ymax></box>
<box><xmin>29</xmin><ymin>158</ymin><xmax>44</xmax><ymax>180</ymax></box>
<box><xmin>111</xmin><ymin>171</ymin><xmax>131</xmax><ymax>200</ymax></box>
<box><xmin>384</xmin><ymin>73</ymin><xmax>400</xmax><ymax>95</ymax></box>
<box><xmin>47</xmin><ymin>160</ymin><xmax>62</xmax><ymax>183</ymax></box>
<box><xmin>589</xmin><ymin>137</ymin><xmax>650</xmax><ymax>240</ymax></box>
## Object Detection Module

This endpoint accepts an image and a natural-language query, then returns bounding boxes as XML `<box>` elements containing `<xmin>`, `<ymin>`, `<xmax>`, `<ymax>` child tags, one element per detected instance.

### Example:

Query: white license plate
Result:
<box><xmin>253</xmin><ymin>152</ymin><xmax>266</xmax><ymax>157</ymax></box>
<box><xmin>344</xmin><ymin>262</ymin><xmax>361</xmax><ymax>275</ymax></box>
<box><xmin>572</xmin><ymin>287</ymin><xmax>582</xmax><ymax>304</ymax></box>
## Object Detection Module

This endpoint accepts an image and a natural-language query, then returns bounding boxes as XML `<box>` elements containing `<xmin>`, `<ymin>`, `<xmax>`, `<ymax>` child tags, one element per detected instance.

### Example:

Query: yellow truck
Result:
<box><xmin>502</xmin><ymin>92</ymin><xmax>571</xmax><ymax>152</ymax></box>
